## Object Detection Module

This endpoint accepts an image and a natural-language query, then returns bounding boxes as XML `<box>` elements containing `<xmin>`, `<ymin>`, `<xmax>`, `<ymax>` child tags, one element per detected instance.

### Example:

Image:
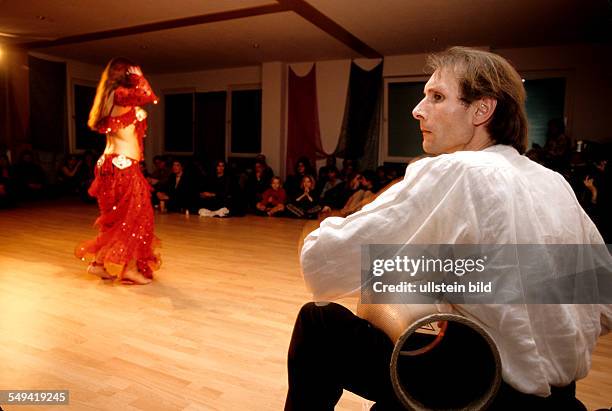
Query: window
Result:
<box><xmin>195</xmin><ymin>91</ymin><xmax>226</xmax><ymax>165</ymax></box>
<box><xmin>164</xmin><ymin>93</ymin><xmax>194</xmax><ymax>153</ymax></box>
<box><xmin>384</xmin><ymin>75</ymin><xmax>568</xmax><ymax>158</ymax></box>
<box><xmin>163</xmin><ymin>87</ymin><xmax>261</xmax><ymax>159</ymax></box>
<box><xmin>382</xmin><ymin>78</ymin><xmax>427</xmax><ymax>162</ymax></box>
<box><xmin>228</xmin><ymin>87</ymin><xmax>262</xmax><ymax>156</ymax></box>
<box><xmin>523</xmin><ymin>77</ymin><xmax>566</xmax><ymax>149</ymax></box>
<box><xmin>74</xmin><ymin>83</ymin><xmax>104</xmax><ymax>152</ymax></box>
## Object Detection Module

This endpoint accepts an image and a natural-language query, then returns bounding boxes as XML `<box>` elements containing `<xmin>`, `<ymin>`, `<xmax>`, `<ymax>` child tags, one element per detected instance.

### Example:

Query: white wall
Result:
<box><xmin>261</xmin><ymin>62</ymin><xmax>285</xmax><ymax>177</ymax></box>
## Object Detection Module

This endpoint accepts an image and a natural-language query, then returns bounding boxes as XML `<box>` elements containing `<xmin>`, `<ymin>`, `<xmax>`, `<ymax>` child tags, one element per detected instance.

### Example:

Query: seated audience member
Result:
<box><xmin>318</xmin><ymin>167</ymin><xmax>345</xmax><ymax>210</ymax></box>
<box><xmin>156</xmin><ymin>160</ymin><xmax>198</xmax><ymax>213</ymax></box>
<box><xmin>324</xmin><ymin>170</ymin><xmax>376</xmax><ymax>217</ymax></box>
<box><xmin>334</xmin><ymin>171</ymin><xmax>362</xmax><ymax>210</ymax></box>
<box><xmin>285</xmin><ymin>157</ymin><xmax>316</xmax><ymax>199</ymax></box>
<box><xmin>286</xmin><ymin>175</ymin><xmax>320</xmax><ymax>219</ymax></box>
<box><xmin>255</xmin><ymin>153</ymin><xmax>275</xmax><ymax>182</ymax></box>
<box><xmin>246</xmin><ymin>160</ymin><xmax>272</xmax><ymax>211</ymax></box>
<box><xmin>198</xmin><ymin>160</ymin><xmax>240</xmax><ymax>217</ymax></box>
<box><xmin>13</xmin><ymin>150</ymin><xmax>46</xmax><ymax>200</ymax></box>
<box><xmin>386</xmin><ymin>166</ymin><xmax>399</xmax><ymax>181</ymax></box>
<box><xmin>0</xmin><ymin>154</ymin><xmax>15</xmax><ymax>208</ymax></box>
<box><xmin>147</xmin><ymin>155</ymin><xmax>171</xmax><ymax>190</ymax></box>
<box><xmin>317</xmin><ymin>155</ymin><xmax>337</xmax><ymax>186</ymax></box>
<box><xmin>57</xmin><ymin>154</ymin><xmax>83</xmax><ymax>195</ymax></box>
<box><xmin>256</xmin><ymin>176</ymin><xmax>287</xmax><ymax>217</ymax></box>
<box><xmin>374</xmin><ymin>165</ymin><xmax>391</xmax><ymax>192</ymax></box>
<box><xmin>339</xmin><ymin>158</ymin><xmax>357</xmax><ymax>180</ymax></box>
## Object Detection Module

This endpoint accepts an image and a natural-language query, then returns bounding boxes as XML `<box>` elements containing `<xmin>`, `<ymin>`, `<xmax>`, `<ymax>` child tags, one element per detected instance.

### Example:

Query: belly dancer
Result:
<box><xmin>76</xmin><ymin>57</ymin><xmax>160</xmax><ymax>285</ymax></box>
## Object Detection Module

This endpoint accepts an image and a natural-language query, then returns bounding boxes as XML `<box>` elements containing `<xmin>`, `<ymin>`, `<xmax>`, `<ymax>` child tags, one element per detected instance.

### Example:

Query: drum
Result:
<box><xmin>390</xmin><ymin>313</ymin><xmax>502</xmax><ymax>410</ymax></box>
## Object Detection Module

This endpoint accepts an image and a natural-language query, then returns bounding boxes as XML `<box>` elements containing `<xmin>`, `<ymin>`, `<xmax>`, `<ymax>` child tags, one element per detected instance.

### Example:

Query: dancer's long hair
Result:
<box><xmin>88</xmin><ymin>57</ymin><xmax>137</xmax><ymax>130</ymax></box>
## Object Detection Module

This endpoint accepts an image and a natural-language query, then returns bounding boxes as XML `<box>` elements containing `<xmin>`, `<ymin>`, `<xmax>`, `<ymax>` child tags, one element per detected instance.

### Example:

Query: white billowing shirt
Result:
<box><xmin>301</xmin><ymin>144</ymin><xmax>612</xmax><ymax>396</ymax></box>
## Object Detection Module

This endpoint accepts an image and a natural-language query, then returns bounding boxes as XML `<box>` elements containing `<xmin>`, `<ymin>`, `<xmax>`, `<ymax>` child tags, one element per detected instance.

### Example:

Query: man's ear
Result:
<box><xmin>473</xmin><ymin>97</ymin><xmax>497</xmax><ymax>126</ymax></box>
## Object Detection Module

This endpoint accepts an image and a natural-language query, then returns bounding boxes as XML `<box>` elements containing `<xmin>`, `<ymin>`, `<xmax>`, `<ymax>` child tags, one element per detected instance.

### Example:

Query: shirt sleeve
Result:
<box><xmin>301</xmin><ymin>156</ymin><xmax>504</xmax><ymax>301</ymax></box>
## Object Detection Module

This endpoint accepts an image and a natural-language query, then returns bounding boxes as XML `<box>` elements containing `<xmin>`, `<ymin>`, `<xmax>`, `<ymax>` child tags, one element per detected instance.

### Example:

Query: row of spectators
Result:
<box><xmin>1</xmin><ymin>142</ymin><xmax>609</xmax><ymax>242</ymax></box>
<box><xmin>0</xmin><ymin>149</ymin><xmax>99</xmax><ymax>208</ymax></box>
<box><xmin>0</xmin><ymin>147</ymin><xmax>397</xmax><ymax>219</ymax></box>
<box><xmin>146</xmin><ymin>154</ymin><xmax>398</xmax><ymax>219</ymax></box>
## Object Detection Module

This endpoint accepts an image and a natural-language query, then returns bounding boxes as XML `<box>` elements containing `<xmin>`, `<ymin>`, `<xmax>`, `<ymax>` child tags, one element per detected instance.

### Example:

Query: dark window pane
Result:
<box><xmin>165</xmin><ymin>93</ymin><xmax>194</xmax><ymax>152</ymax></box>
<box><xmin>231</xmin><ymin>89</ymin><xmax>261</xmax><ymax>154</ymax></box>
<box><xmin>524</xmin><ymin>78</ymin><xmax>565</xmax><ymax>148</ymax></box>
<box><xmin>195</xmin><ymin>91</ymin><xmax>226</xmax><ymax>164</ymax></box>
<box><xmin>74</xmin><ymin>84</ymin><xmax>104</xmax><ymax>151</ymax></box>
<box><xmin>388</xmin><ymin>82</ymin><xmax>426</xmax><ymax>158</ymax></box>
<box><xmin>29</xmin><ymin>56</ymin><xmax>67</xmax><ymax>152</ymax></box>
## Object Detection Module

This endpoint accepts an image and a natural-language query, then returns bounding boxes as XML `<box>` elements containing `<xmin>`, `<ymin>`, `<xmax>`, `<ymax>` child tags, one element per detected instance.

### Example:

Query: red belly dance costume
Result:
<box><xmin>75</xmin><ymin>74</ymin><xmax>160</xmax><ymax>279</ymax></box>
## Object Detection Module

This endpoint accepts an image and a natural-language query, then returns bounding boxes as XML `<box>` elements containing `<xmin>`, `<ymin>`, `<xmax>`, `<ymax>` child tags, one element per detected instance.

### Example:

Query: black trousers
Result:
<box><xmin>285</xmin><ymin>302</ymin><xmax>587</xmax><ymax>411</ymax></box>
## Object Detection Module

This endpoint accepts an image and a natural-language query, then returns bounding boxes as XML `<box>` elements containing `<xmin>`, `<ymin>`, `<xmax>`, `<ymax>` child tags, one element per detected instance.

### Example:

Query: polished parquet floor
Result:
<box><xmin>0</xmin><ymin>200</ymin><xmax>610</xmax><ymax>411</ymax></box>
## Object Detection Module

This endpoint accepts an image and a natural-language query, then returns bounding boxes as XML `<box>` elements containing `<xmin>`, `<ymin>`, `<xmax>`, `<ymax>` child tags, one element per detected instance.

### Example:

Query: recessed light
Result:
<box><xmin>36</xmin><ymin>15</ymin><xmax>46</xmax><ymax>21</ymax></box>
<box><xmin>252</xmin><ymin>43</ymin><xmax>260</xmax><ymax>49</ymax></box>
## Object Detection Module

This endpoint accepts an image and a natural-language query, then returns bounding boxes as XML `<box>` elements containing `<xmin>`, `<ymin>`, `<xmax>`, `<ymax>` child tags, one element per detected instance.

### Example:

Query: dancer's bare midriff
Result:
<box><xmin>103</xmin><ymin>106</ymin><xmax>141</xmax><ymax>161</ymax></box>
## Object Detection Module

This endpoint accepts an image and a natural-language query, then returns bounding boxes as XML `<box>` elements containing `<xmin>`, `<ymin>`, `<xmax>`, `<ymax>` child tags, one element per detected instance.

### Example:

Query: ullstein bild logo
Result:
<box><xmin>361</xmin><ymin>244</ymin><xmax>612</xmax><ymax>304</ymax></box>
<box><xmin>371</xmin><ymin>280</ymin><xmax>492</xmax><ymax>294</ymax></box>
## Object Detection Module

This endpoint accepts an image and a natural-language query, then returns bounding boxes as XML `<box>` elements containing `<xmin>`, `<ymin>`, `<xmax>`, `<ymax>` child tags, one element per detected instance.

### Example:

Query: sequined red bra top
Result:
<box><xmin>94</xmin><ymin>73</ymin><xmax>158</xmax><ymax>160</ymax></box>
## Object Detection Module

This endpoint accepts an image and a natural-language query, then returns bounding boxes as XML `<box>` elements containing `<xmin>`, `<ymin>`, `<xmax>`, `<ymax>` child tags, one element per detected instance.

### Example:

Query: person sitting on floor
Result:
<box><xmin>256</xmin><ymin>176</ymin><xmax>287</xmax><ymax>217</ymax></box>
<box><xmin>198</xmin><ymin>160</ymin><xmax>240</xmax><ymax>217</ymax></box>
<box><xmin>286</xmin><ymin>175</ymin><xmax>320</xmax><ymax>219</ymax></box>
<box><xmin>156</xmin><ymin>160</ymin><xmax>198</xmax><ymax>213</ymax></box>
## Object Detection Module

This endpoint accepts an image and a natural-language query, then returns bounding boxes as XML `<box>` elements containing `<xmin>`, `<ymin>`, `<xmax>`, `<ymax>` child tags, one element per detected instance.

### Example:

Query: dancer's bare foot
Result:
<box><xmin>121</xmin><ymin>269</ymin><xmax>152</xmax><ymax>285</ymax></box>
<box><xmin>87</xmin><ymin>263</ymin><xmax>115</xmax><ymax>280</ymax></box>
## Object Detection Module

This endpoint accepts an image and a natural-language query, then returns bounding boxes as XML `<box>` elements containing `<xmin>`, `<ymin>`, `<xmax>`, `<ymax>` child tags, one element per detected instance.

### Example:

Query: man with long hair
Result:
<box><xmin>285</xmin><ymin>47</ymin><xmax>610</xmax><ymax>410</ymax></box>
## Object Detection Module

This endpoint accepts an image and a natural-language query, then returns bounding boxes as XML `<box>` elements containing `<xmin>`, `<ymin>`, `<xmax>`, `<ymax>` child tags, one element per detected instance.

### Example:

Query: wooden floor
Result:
<box><xmin>0</xmin><ymin>200</ymin><xmax>610</xmax><ymax>411</ymax></box>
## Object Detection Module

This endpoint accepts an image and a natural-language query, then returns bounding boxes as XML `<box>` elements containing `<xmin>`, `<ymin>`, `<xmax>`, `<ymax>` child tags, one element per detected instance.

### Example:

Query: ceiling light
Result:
<box><xmin>252</xmin><ymin>43</ymin><xmax>260</xmax><ymax>49</ymax></box>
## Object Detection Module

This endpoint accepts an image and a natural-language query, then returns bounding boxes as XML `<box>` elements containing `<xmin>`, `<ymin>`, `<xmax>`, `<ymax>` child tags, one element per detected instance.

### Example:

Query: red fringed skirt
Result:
<box><xmin>75</xmin><ymin>154</ymin><xmax>161</xmax><ymax>278</ymax></box>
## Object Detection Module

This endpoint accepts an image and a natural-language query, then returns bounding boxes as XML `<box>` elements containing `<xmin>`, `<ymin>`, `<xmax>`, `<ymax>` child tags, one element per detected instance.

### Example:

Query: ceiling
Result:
<box><xmin>0</xmin><ymin>0</ymin><xmax>609</xmax><ymax>73</ymax></box>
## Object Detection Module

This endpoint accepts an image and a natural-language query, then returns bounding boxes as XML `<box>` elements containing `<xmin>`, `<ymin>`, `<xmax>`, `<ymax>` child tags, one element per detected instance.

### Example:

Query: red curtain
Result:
<box><xmin>286</xmin><ymin>65</ymin><xmax>325</xmax><ymax>175</ymax></box>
